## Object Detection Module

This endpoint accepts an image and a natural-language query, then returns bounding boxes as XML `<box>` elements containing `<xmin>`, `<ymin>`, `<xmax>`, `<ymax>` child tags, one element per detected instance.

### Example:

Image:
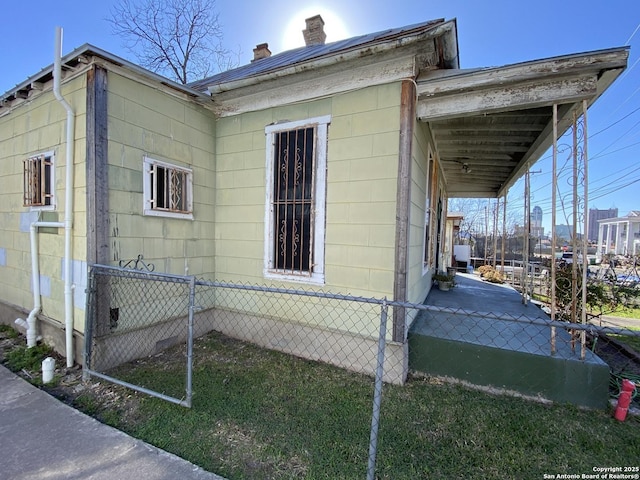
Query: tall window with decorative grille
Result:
<box><xmin>265</xmin><ymin>116</ymin><xmax>329</xmax><ymax>284</ymax></box>
<box><xmin>23</xmin><ymin>153</ymin><xmax>54</xmax><ymax>208</ymax></box>
<box><xmin>143</xmin><ymin>157</ymin><xmax>193</xmax><ymax>219</ymax></box>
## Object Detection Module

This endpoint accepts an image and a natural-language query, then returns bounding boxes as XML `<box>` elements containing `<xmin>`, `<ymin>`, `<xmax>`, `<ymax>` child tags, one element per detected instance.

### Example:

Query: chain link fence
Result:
<box><xmin>83</xmin><ymin>264</ymin><xmax>640</xmax><ymax>478</ymax></box>
<box><xmin>83</xmin><ymin>265</ymin><xmax>196</xmax><ymax>406</ymax></box>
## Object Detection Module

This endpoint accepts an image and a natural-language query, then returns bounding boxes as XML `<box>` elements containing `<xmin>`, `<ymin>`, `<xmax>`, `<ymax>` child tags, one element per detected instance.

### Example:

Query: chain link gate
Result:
<box><xmin>83</xmin><ymin>264</ymin><xmax>196</xmax><ymax>407</ymax></box>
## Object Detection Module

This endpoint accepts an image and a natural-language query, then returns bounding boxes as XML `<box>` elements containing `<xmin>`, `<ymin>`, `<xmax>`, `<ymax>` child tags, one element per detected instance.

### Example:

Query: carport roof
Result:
<box><xmin>417</xmin><ymin>48</ymin><xmax>629</xmax><ymax>198</ymax></box>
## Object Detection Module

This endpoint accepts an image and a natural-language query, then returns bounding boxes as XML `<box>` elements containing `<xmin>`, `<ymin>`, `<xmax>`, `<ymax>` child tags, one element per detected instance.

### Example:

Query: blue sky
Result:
<box><xmin>2</xmin><ymin>0</ymin><xmax>639</xmax><ymax>231</ymax></box>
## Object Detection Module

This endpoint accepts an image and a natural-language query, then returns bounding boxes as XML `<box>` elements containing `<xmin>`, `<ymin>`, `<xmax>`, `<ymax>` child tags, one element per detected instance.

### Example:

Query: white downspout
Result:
<box><xmin>14</xmin><ymin>28</ymin><xmax>75</xmax><ymax>366</ymax></box>
<box><xmin>54</xmin><ymin>27</ymin><xmax>76</xmax><ymax>368</ymax></box>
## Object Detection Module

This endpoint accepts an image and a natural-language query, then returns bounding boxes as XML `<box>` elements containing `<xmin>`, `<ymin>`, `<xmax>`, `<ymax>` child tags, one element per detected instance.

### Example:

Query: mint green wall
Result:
<box><xmin>407</xmin><ymin>121</ymin><xmax>436</xmax><ymax>307</ymax></box>
<box><xmin>107</xmin><ymin>73</ymin><xmax>217</xmax><ymax>277</ymax></box>
<box><xmin>215</xmin><ymin>83</ymin><xmax>402</xmax><ymax>299</ymax></box>
<box><xmin>0</xmin><ymin>75</ymin><xmax>87</xmax><ymax>326</ymax></box>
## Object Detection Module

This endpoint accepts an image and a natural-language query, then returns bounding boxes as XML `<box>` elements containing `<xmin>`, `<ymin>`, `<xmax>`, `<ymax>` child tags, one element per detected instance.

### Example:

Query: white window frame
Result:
<box><xmin>143</xmin><ymin>156</ymin><xmax>194</xmax><ymax>220</ymax></box>
<box><xmin>24</xmin><ymin>150</ymin><xmax>56</xmax><ymax>211</ymax></box>
<box><xmin>264</xmin><ymin>115</ymin><xmax>330</xmax><ymax>285</ymax></box>
<box><xmin>422</xmin><ymin>150</ymin><xmax>434</xmax><ymax>275</ymax></box>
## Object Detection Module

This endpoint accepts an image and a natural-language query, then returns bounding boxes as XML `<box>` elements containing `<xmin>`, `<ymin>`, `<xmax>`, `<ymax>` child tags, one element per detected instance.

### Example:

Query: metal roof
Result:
<box><xmin>188</xmin><ymin>18</ymin><xmax>446</xmax><ymax>92</ymax></box>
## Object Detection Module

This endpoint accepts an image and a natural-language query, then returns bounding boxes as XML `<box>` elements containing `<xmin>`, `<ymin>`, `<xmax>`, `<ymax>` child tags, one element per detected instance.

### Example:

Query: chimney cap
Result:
<box><xmin>252</xmin><ymin>42</ymin><xmax>271</xmax><ymax>62</ymax></box>
<box><xmin>305</xmin><ymin>14</ymin><xmax>325</xmax><ymax>26</ymax></box>
<box><xmin>303</xmin><ymin>14</ymin><xmax>326</xmax><ymax>46</ymax></box>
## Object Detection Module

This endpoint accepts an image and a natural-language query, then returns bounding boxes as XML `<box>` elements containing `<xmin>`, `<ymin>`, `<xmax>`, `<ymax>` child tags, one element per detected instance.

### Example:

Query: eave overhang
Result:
<box><xmin>204</xmin><ymin>19</ymin><xmax>459</xmax><ymax>116</ymax></box>
<box><xmin>0</xmin><ymin>44</ymin><xmax>210</xmax><ymax>116</ymax></box>
<box><xmin>417</xmin><ymin>47</ymin><xmax>629</xmax><ymax>198</ymax></box>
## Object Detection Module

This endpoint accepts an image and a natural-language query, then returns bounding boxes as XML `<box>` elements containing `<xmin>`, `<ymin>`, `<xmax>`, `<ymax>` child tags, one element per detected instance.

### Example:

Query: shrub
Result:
<box><xmin>477</xmin><ymin>265</ymin><xmax>504</xmax><ymax>284</ymax></box>
<box><xmin>477</xmin><ymin>265</ymin><xmax>493</xmax><ymax>275</ymax></box>
<box><xmin>483</xmin><ymin>269</ymin><xmax>504</xmax><ymax>284</ymax></box>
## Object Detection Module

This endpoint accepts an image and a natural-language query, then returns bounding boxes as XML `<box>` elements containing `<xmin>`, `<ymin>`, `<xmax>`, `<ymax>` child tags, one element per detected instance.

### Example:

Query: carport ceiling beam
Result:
<box><xmin>436</xmin><ymin>134</ymin><xmax>538</xmax><ymax>143</ymax></box>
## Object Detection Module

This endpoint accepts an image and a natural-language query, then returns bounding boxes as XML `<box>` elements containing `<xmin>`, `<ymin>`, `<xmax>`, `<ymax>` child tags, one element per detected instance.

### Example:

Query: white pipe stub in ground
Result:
<box><xmin>42</xmin><ymin>357</ymin><xmax>55</xmax><ymax>384</ymax></box>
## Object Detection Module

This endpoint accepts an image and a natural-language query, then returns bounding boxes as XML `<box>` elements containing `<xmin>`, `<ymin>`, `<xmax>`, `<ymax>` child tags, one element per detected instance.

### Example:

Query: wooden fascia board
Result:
<box><xmin>416</xmin><ymin>74</ymin><xmax>598</xmax><ymax>122</ymax></box>
<box><xmin>416</xmin><ymin>48</ymin><xmax>628</xmax><ymax>98</ymax></box>
<box><xmin>206</xmin><ymin>20</ymin><xmax>457</xmax><ymax>95</ymax></box>
<box><xmin>499</xmin><ymin>66</ymin><xmax>625</xmax><ymax>195</ymax></box>
<box><xmin>213</xmin><ymin>54</ymin><xmax>417</xmax><ymax>117</ymax></box>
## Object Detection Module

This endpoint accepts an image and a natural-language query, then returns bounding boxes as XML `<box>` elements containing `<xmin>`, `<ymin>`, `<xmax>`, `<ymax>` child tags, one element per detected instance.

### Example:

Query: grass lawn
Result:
<box><xmin>608</xmin><ymin>306</ymin><xmax>640</xmax><ymax>320</ymax></box>
<box><xmin>610</xmin><ymin>332</ymin><xmax>640</xmax><ymax>353</ymax></box>
<box><xmin>77</xmin><ymin>331</ymin><xmax>639</xmax><ymax>480</ymax></box>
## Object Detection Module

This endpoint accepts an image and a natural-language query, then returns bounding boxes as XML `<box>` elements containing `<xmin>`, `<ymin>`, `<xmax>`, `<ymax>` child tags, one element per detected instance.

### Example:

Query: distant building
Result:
<box><xmin>531</xmin><ymin>206</ymin><xmax>544</xmax><ymax>238</ymax></box>
<box><xmin>555</xmin><ymin>224</ymin><xmax>573</xmax><ymax>243</ymax></box>
<box><xmin>597</xmin><ymin>211</ymin><xmax>640</xmax><ymax>257</ymax></box>
<box><xmin>588</xmin><ymin>208</ymin><xmax>617</xmax><ymax>242</ymax></box>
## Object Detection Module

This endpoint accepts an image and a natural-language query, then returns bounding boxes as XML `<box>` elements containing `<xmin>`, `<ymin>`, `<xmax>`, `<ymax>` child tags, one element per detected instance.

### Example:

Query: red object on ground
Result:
<box><xmin>614</xmin><ymin>379</ymin><xmax>636</xmax><ymax>421</ymax></box>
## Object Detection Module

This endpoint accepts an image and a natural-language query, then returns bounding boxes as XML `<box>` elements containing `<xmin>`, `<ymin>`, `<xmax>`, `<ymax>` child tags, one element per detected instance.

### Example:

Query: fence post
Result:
<box><xmin>367</xmin><ymin>299</ymin><xmax>388</xmax><ymax>480</ymax></box>
<box><xmin>185</xmin><ymin>276</ymin><xmax>196</xmax><ymax>408</ymax></box>
<box><xmin>82</xmin><ymin>267</ymin><xmax>96</xmax><ymax>382</ymax></box>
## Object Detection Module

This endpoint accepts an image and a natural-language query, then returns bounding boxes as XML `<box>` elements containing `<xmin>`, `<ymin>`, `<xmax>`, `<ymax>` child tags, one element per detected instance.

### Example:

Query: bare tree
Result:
<box><xmin>108</xmin><ymin>0</ymin><xmax>236</xmax><ymax>84</ymax></box>
<box><xmin>448</xmin><ymin>198</ymin><xmax>486</xmax><ymax>238</ymax></box>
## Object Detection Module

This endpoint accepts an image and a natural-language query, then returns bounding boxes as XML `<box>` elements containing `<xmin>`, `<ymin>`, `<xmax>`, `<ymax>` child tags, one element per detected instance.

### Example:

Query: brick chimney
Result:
<box><xmin>252</xmin><ymin>43</ymin><xmax>271</xmax><ymax>62</ymax></box>
<box><xmin>303</xmin><ymin>15</ymin><xmax>326</xmax><ymax>46</ymax></box>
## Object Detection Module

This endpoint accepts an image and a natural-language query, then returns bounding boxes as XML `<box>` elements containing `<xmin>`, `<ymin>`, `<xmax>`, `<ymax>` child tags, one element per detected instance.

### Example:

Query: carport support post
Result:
<box><xmin>550</xmin><ymin>104</ymin><xmax>558</xmax><ymax>354</ymax></box>
<box><xmin>571</xmin><ymin>113</ymin><xmax>579</xmax><ymax>326</ymax></box>
<box><xmin>522</xmin><ymin>168</ymin><xmax>530</xmax><ymax>305</ymax></box>
<box><xmin>393</xmin><ymin>80</ymin><xmax>416</xmax><ymax>342</ymax></box>
<box><xmin>501</xmin><ymin>196</ymin><xmax>507</xmax><ymax>274</ymax></box>
<box><xmin>580</xmin><ymin>100</ymin><xmax>589</xmax><ymax>360</ymax></box>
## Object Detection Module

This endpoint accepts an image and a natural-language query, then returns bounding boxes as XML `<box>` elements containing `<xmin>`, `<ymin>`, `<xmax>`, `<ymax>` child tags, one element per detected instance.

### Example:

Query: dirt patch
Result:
<box><xmin>0</xmin><ymin>326</ymin><xmax>143</xmax><ymax>424</ymax></box>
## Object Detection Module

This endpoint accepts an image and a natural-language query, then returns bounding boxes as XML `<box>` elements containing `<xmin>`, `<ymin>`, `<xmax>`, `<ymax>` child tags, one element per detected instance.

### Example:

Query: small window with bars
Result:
<box><xmin>23</xmin><ymin>153</ymin><xmax>54</xmax><ymax>208</ymax></box>
<box><xmin>143</xmin><ymin>157</ymin><xmax>193</xmax><ymax>219</ymax></box>
<box><xmin>265</xmin><ymin>116</ymin><xmax>329</xmax><ymax>284</ymax></box>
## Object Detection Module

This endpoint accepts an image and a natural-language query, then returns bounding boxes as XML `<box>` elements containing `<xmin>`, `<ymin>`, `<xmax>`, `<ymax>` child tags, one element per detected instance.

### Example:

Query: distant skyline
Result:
<box><xmin>2</xmin><ymin>0</ymin><xmax>639</xmax><ymax>231</ymax></box>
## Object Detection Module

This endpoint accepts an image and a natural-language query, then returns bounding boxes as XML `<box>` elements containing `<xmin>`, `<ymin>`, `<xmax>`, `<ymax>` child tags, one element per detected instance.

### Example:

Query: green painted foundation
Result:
<box><xmin>409</xmin><ymin>333</ymin><xmax>610</xmax><ymax>409</ymax></box>
<box><xmin>409</xmin><ymin>273</ymin><xmax>611</xmax><ymax>410</ymax></box>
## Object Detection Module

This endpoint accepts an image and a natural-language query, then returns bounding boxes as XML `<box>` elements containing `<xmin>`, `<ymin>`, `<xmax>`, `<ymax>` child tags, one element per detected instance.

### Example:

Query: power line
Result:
<box><xmin>590</xmin><ymin>105</ymin><xmax>640</xmax><ymax>138</ymax></box>
<box><xmin>625</xmin><ymin>21</ymin><xmax>640</xmax><ymax>45</ymax></box>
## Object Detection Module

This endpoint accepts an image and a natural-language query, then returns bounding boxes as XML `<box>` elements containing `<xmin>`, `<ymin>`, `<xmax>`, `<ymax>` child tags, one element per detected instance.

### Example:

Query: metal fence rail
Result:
<box><xmin>83</xmin><ymin>264</ymin><xmax>640</xmax><ymax>479</ymax></box>
<box><xmin>83</xmin><ymin>265</ymin><xmax>196</xmax><ymax>407</ymax></box>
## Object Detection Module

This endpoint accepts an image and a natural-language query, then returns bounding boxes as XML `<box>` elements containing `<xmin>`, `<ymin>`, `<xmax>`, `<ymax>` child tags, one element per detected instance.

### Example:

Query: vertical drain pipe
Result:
<box><xmin>53</xmin><ymin>27</ymin><xmax>76</xmax><ymax>368</ymax></box>
<box><xmin>16</xmin><ymin>220</ymin><xmax>63</xmax><ymax>347</ymax></box>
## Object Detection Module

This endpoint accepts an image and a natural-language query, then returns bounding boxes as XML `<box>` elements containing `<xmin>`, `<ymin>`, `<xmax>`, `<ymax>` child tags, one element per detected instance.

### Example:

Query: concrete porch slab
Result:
<box><xmin>408</xmin><ymin>273</ymin><xmax>610</xmax><ymax>409</ymax></box>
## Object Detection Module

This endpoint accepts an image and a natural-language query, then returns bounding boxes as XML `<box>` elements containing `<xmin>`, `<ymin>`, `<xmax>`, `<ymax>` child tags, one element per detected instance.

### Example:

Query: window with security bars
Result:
<box><xmin>143</xmin><ymin>157</ymin><xmax>193</xmax><ymax>219</ymax></box>
<box><xmin>265</xmin><ymin>116</ymin><xmax>329</xmax><ymax>284</ymax></box>
<box><xmin>23</xmin><ymin>153</ymin><xmax>54</xmax><ymax>208</ymax></box>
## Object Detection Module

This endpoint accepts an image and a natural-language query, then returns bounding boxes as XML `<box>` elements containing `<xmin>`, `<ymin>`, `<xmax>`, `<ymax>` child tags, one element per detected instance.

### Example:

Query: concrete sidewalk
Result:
<box><xmin>0</xmin><ymin>365</ymin><xmax>225</xmax><ymax>480</ymax></box>
<box><xmin>595</xmin><ymin>315</ymin><xmax>640</xmax><ymax>329</ymax></box>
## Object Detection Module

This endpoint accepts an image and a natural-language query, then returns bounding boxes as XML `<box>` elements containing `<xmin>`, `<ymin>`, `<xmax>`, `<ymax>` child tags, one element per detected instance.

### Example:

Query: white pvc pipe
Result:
<box><xmin>16</xmin><ymin>221</ymin><xmax>63</xmax><ymax>347</ymax></box>
<box><xmin>53</xmin><ymin>27</ymin><xmax>76</xmax><ymax>368</ymax></box>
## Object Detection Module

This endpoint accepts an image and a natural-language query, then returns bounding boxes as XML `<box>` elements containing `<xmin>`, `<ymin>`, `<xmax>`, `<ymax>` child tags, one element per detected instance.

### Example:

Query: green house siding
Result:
<box><xmin>215</xmin><ymin>83</ymin><xmax>402</xmax><ymax>300</ymax></box>
<box><xmin>106</xmin><ymin>73</ymin><xmax>217</xmax><ymax>277</ymax></box>
<box><xmin>0</xmin><ymin>74</ymin><xmax>87</xmax><ymax>327</ymax></box>
<box><xmin>407</xmin><ymin>121</ymin><xmax>438</xmax><ymax>308</ymax></box>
